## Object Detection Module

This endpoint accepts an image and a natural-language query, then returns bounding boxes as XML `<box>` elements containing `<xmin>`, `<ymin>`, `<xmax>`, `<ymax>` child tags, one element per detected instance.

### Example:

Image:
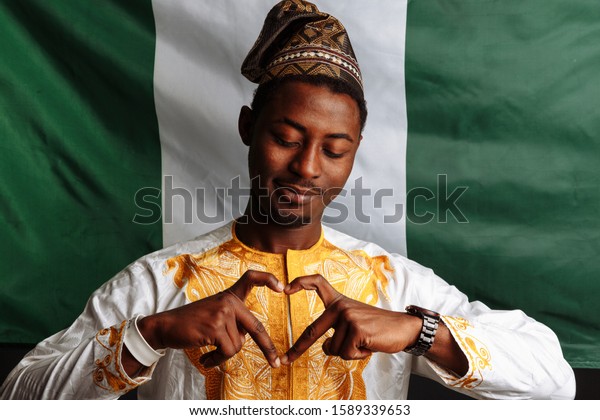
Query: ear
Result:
<box><xmin>238</xmin><ymin>105</ymin><xmax>254</xmax><ymax>146</ymax></box>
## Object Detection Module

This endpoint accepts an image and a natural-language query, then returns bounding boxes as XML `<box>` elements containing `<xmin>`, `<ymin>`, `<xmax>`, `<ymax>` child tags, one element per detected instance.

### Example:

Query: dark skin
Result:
<box><xmin>124</xmin><ymin>270</ymin><xmax>283</xmax><ymax>376</ymax></box>
<box><xmin>123</xmin><ymin>81</ymin><xmax>468</xmax><ymax>378</ymax></box>
<box><xmin>235</xmin><ymin>81</ymin><xmax>363</xmax><ymax>252</ymax></box>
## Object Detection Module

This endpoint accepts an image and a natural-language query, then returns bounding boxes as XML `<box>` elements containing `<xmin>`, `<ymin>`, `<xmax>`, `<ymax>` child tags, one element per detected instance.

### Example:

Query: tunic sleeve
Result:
<box><xmin>0</xmin><ymin>259</ymin><xmax>168</xmax><ymax>399</ymax></box>
<box><xmin>390</xmin><ymin>256</ymin><xmax>576</xmax><ymax>400</ymax></box>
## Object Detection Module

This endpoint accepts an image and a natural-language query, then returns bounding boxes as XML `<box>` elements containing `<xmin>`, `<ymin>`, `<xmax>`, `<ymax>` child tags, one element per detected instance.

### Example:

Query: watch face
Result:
<box><xmin>406</xmin><ymin>305</ymin><xmax>441</xmax><ymax>319</ymax></box>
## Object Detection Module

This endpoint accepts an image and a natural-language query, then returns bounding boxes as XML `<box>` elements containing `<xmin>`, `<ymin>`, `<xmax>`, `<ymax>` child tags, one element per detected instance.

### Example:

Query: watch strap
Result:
<box><xmin>404</xmin><ymin>305</ymin><xmax>440</xmax><ymax>356</ymax></box>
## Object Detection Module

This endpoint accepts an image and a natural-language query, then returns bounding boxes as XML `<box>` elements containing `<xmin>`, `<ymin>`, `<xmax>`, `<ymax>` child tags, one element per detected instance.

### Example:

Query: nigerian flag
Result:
<box><xmin>1</xmin><ymin>0</ymin><xmax>598</xmax><ymax>371</ymax></box>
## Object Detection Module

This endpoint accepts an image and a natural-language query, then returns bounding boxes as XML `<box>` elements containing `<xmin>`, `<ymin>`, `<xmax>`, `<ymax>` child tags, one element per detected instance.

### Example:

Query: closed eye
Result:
<box><xmin>323</xmin><ymin>149</ymin><xmax>346</xmax><ymax>159</ymax></box>
<box><xmin>273</xmin><ymin>136</ymin><xmax>298</xmax><ymax>148</ymax></box>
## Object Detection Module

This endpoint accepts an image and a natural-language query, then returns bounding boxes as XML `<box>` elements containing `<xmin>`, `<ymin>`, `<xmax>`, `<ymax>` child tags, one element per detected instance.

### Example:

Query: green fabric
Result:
<box><xmin>405</xmin><ymin>0</ymin><xmax>600</xmax><ymax>368</ymax></box>
<box><xmin>0</xmin><ymin>0</ymin><xmax>162</xmax><ymax>343</ymax></box>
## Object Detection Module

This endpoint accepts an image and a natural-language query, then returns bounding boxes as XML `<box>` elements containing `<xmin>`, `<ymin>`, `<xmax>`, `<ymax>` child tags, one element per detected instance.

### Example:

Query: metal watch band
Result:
<box><xmin>404</xmin><ymin>305</ymin><xmax>440</xmax><ymax>356</ymax></box>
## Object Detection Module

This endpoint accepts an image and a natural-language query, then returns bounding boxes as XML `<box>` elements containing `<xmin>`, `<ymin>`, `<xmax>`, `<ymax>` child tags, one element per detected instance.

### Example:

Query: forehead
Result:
<box><xmin>255</xmin><ymin>81</ymin><xmax>362</xmax><ymax>136</ymax></box>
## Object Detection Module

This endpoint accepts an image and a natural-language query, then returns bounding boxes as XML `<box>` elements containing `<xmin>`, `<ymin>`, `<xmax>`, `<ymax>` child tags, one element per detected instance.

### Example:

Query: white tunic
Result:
<box><xmin>0</xmin><ymin>222</ymin><xmax>575</xmax><ymax>399</ymax></box>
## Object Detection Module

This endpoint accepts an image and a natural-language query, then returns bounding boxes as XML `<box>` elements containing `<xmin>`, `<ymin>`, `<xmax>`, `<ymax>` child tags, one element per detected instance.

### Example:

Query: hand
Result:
<box><xmin>138</xmin><ymin>270</ymin><xmax>284</xmax><ymax>369</ymax></box>
<box><xmin>280</xmin><ymin>274</ymin><xmax>422</xmax><ymax>365</ymax></box>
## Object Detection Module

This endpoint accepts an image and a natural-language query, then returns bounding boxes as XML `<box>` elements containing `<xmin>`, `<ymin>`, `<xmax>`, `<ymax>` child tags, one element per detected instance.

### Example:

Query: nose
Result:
<box><xmin>289</xmin><ymin>144</ymin><xmax>322</xmax><ymax>179</ymax></box>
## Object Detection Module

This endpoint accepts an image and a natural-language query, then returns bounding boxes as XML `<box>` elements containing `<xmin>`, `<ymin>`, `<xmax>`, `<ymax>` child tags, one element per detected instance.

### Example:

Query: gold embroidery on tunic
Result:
<box><xmin>93</xmin><ymin>321</ymin><xmax>138</xmax><ymax>392</ymax></box>
<box><xmin>165</xmin><ymin>227</ymin><xmax>392</xmax><ymax>399</ymax></box>
<box><xmin>441</xmin><ymin>316</ymin><xmax>491</xmax><ymax>389</ymax></box>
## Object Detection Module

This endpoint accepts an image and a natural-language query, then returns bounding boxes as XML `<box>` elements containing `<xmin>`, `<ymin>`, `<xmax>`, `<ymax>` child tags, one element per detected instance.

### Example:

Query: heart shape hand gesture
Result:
<box><xmin>133</xmin><ymin>270</ymin><xmax>423</xmax><ymax>374</ymax></box>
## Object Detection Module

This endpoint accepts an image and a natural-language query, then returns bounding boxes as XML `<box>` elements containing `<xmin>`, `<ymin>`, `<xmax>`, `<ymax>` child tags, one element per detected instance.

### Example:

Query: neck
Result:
<box><xmin>235</xmin><ymin>207</ymin><xmax>323</xmax><ymax>254</ymax></box>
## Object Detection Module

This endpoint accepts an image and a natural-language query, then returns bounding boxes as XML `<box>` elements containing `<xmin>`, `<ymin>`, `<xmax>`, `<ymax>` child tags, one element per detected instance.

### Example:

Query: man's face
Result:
<box><xmin>241</xmin><ymin>81</ymin><xmax>362</xmax><ymax>226</ymax></box>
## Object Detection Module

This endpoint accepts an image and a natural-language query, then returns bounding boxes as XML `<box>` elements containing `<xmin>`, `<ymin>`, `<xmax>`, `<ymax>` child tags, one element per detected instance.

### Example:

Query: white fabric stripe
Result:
<box><xmin>152</xmin><ymin>0</ymin><xmax>408</xmax><ymax>255</ymax></box>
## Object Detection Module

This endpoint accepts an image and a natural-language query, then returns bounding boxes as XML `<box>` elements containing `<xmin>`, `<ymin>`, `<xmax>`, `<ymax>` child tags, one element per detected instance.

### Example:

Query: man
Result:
<box><xmin>1</xmin><ymin>0</ymin><xmax>575</xmax><ymax>399</ymax></box>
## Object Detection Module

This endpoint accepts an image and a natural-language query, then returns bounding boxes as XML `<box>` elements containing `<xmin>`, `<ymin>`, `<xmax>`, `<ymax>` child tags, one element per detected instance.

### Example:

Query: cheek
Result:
<box><xmin>328</xmin><ymin>160</ymin><xmax>355</xmax><ymax>184</ymax></box>
<box><xmin>321</xmin><ymin>161</ymin><xmax>355</xmax><ymax>201</ymax></box>
<box><xmin>322</xmin><ymin>186</ymin><xmax>343</xmax><ymax>205</ymax></box>
<box><xmin>248</xmin><ymin>143</ymin><xmax>287</xmax><ymax>178</ymax></box>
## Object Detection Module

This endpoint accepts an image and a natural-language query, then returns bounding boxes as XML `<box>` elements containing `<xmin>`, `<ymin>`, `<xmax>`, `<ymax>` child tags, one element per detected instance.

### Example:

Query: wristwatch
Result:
<box><xmin>404</xmin><ymin>305</ymin><xmax>441</xmax><ymax>356</ymax></box>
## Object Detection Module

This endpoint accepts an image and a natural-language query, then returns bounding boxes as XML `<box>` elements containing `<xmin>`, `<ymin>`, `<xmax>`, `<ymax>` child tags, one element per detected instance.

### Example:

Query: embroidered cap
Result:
<box><xmin>241</xmin><ymin>0</ymin><xmax>363</xmax><ymax>93</ymax></box>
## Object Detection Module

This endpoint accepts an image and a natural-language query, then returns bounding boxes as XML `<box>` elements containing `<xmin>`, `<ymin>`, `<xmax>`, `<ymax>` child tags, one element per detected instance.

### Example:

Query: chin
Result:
<box><xmin>269</xmin><ymin>208</ymin><xmax>313</xmax><ymax>227</ymax></box>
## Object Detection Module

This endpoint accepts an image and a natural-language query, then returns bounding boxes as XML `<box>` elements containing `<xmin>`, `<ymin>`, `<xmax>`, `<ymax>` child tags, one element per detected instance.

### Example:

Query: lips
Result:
<box><xmin>273</xmin><ymin>181</ymin><xmax>322</xmax><ymax>205</ymax></box>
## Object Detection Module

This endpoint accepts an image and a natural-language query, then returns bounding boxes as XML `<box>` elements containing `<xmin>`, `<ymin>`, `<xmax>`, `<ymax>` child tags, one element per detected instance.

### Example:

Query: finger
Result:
<box><xmin>237</xmin><ymin>326</ymin><xmax>248</xmax><ymax>345</ymax></box>
<box><xmin>340</xmin><ymin>344</ymin><xmax>372</xmax><ymax>360</ymax></box>
<box><xmin>200</xmin><ymin>350</ymin><xmax>231</xmax><ymax>368</ymax></box>
<box><xmin>285</xmin><ymin>274</ymin><xmax>342</xmax><ymax>308</ymax></box>
<box><xmin>235</xmin><ymin>306</ymin><xmax>281</xmax><ymax>368</ymax></box>
<box><xmin>199</xmin><ymin>350</ymin><xmax>220</xmax><ymax>368</ymax></box>
<box><xmin>281</xmin><ymin>307</ymin><xmax>337</xmax><ymax>365</ymax></box>
<box><xmin>200</xmin><ymin>336</ymin><xmax>237</xmax><ymax>368</ymax></box>
<box><xmin>227</xmin><ymin>316</ymin><xmax>244</xmax><ymax>354</ymax></box>
<box><xmin>322</xmin><ymin>337</ymin><xmax>333</xmax><ymax>355</ymax></box>
<box><xmin>341</xmin><ymin>347</ymin><xmax>372</xmax><ymax>360</ymax></box>
<box><xmin>228</xmin><ymin>270</ymin><xmax>284</xmax><ymax>301</ymax></box>
<box><xmin>324</xmin><ymin>322</ymin><xmax>348</xmax><ymax>356</ymax></box>
<box><xmin>199</xmin><ymin>314</ymin><xmax>248</xmax><ymax>368</ymax></box>
<box><xmin>339</xmin><ymin>330</ymin><xmax>372</xmax><ymax>360</ymax></box>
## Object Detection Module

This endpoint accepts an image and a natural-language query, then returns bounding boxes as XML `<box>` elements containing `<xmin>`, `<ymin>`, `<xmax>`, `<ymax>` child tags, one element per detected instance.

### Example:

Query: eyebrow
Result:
<box><xmin>278</xmin><ymin>117</ymin><xmax>355</xmax><ymax>143</ymax></box>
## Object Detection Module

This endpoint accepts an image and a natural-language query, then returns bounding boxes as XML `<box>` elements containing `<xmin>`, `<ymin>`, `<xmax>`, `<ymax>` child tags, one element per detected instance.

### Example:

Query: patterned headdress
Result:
<box><xmin>241</xmin><ymin>0</ymin><xmax>363</xmax><ymax>93</ymax></box>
